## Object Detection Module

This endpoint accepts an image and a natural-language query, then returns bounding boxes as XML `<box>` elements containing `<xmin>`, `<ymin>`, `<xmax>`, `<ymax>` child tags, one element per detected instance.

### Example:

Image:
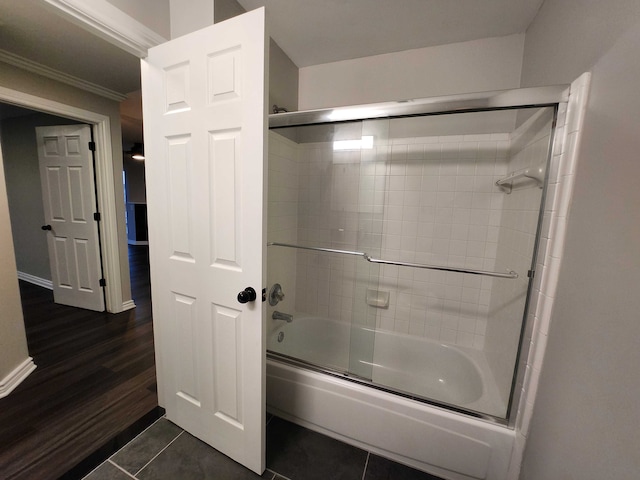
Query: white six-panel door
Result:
<box><xmin>36</xmin><ymin>124</ymin><xmax>105</xmax><ymax>312</ymax></box>
<box><xmin>141</xmin><ymin>8</ymin><xmax>268</xmax><ymax>474</ymax></box>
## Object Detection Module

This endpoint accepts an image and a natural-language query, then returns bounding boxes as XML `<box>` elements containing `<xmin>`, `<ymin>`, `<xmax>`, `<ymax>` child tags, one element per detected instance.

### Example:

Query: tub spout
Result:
<box><xmin>272</xmin><ymin>311</ymin><xmax>293</xmax><ymax>323</ymax></box>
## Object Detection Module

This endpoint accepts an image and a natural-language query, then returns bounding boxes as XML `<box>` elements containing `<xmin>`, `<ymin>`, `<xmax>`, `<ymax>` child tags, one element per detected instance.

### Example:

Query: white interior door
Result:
<box><xmin>36</xmin><ymin>124</ymin><xmax>105</xmax><ymax>312</ymax></box>
<box><xmin>141</xmin><ymin>8</ymin><xmax>268</xmax><ymax>474</ymax></box>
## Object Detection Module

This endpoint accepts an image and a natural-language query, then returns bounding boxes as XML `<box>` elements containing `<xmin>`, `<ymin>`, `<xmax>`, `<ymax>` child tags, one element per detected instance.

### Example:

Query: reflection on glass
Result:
<box><xmin>266</xmin><ymin>107</ymin><xmax>555</xmax><ymax>419</ymax></box>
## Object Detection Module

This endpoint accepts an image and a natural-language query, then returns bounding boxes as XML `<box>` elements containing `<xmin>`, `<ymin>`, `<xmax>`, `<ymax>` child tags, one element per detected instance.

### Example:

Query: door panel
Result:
<box><xmin>36</xmin><ymin>124</ymin><xmax>104</xmax><ymax>312</ymax></box>
<box><xmin>142</xmin><ymin>8</ymin><xmax>267</xmax><ymax>474</ymax></box>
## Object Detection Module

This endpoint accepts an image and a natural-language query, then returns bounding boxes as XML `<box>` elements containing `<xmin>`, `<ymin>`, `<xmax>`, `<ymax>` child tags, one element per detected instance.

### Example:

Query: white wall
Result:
<box><xmin>268</xmin><ymin>39</ymin><xmax>299</xmax><ymax>112</ymax></box>
<box><xmin>0</xmin><ymin>140</ymin><xmax>31</xmax><ymax>386</ymax></box>
<box><xmin>298</xmin><ymin>34</ymin><xmax>525</xmax><ymax>110</ymax></box>
<box><xmin>519</xmin><ymin>2</ymin><xmax>640</xmax><ymax>479</ymax></box>
<box><xmin>107</xmin><ymin>0</ymin><xmax>170</xmax><ymax>39</ymax></box>
<box><xmin>214</xmin><ymin>0</ymin><xmax>246</xmax><ymax>24</ymax></box>
<box><xmin>170</xmin><ymin>0</ymin><xmax>214</xmax><ymax>38</ymax></box>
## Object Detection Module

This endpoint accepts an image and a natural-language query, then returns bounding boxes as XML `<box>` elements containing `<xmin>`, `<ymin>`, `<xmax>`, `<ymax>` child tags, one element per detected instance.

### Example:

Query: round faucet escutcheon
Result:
<box><xmin>269</xmin><ymin>283</ymin><xmax>285</xmax><ymax>306</ymax></box>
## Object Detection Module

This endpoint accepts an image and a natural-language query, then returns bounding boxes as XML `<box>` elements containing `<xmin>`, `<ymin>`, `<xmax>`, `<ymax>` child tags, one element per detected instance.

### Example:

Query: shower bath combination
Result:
<box><xmin>264</xmin><ymin>85</ymin><xmax>574</xmax><ymax>480</ymax></box>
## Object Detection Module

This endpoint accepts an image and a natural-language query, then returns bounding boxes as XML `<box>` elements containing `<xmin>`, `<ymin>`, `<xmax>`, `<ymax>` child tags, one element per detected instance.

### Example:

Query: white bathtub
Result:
<box><xmin>266</xmin><ymin>316</ymin><xmax>515</xmax><ymax>480</ymax></box>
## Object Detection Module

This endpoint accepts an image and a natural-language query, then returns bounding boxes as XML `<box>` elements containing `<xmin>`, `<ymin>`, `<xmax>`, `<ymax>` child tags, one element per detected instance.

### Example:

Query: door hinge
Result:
<box><xmin>99</xmin><ymin>278</ymin><xmax>106</xmax><ymax>287</ymax></box>
<box><xmin>528</xmin><ymin>270</ymin><xmax>535</xmax><ymax>278</ymax></box>
<box><xmin>88</xmin><ymin>141</ymin><xmax>96</xmax><ymax>151</ymax></box>
<box><xmin>94</xmin><ymin>212</ymin><xmax>101</xmax><ymax>221</ymax></box>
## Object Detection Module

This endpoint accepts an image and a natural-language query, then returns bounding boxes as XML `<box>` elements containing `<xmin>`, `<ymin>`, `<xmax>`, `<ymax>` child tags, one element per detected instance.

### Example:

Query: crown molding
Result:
<box><xmin>42</xmin><ymin>0</ymin><xmax>168</xmax><ymax>58</ymax></box>
<box><xmin>0</xmin><ymin>49</ymin><xmax>127</xmax><ymax>102</ymax></box>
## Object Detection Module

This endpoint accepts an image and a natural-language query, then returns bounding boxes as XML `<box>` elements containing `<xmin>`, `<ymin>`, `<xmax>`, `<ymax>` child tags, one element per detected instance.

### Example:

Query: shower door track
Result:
<box><xmin>269</xmin><ymin>85</ymin><xmax>569</xmax><ymax>128</ymax></box>
<box><xmin>268</xmin><ymin>242</ymin><xmax>518</xmax><ymax>279</ymax></box>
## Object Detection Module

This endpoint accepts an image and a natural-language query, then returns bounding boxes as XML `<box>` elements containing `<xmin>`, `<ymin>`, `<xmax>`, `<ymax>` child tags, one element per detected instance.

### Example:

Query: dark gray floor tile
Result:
<box><xmin>260</xmin><ymin>469</ymin><xmax>288</xmax><ymax>480</ymax></box>
<box><xmin>363</xmin><ymin>454</ymin><xmax>444</xmax><ymax>480</ymax></box>
<box><xmin>111</xmin><ymin>418</ymin><xmax>183</xmax><ymax>474</ymax></box>
<box><xmin>137</xmin><ymin>431</ymin><xmax>263</xmax><ymax>480</ymax></box>
<box><xmin>266</xmin><ymin>417</ymin><xmax>367</xmax><ymax>480</ymax></box>
<box><xmin>83</xmin><ymin>461</ymin><xmax>133</xmax><ymax>480</ymax></box>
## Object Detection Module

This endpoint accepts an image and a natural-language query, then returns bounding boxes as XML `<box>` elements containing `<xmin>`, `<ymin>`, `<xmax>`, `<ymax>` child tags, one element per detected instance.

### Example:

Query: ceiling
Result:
<box><xmin>0</xmin><ymin>0</ymin><xmax>547</xmax><ymax>95</ymax></box>
<box><xmin>0</xmin><ymin>0</ymin><xmax>545</xmax><ymax>143</ymax></box>
<box><xmin>0</xmin><ymin>0</ymin><xmax>141</xmax><ymax>95</ymax></box>
<box><xmin>237</xmin><ymin>0</ymin><xmax>545</xmax><ymax>67</ymax></box>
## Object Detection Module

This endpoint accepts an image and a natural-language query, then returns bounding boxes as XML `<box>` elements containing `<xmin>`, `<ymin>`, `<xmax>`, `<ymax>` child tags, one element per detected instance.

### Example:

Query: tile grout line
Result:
<box><xmin>269</xmin><ymin>471</ymin><xmax>293</xmax><ymax>480</ymax></box>
<box><xmin>84</xmin><ymin>415</ymin><xmax>169</xmax><ymax>478</ymax></box>
<box><xmin>361</xmin><ymin>452</ymin><xmax>370</xmax><ymax>480</ymax></box>
<box><xmin>132</xmin><ymin>430</ymin><xmax>185</xmax><ymax>477</ymax></box>
<box><xmin>108</xmin><ymin>460</ymin><xmax>137</xmax><ymax>479</ymax></box>
<box><xmin>107</xmin><ymin>415</ymin><xmax>168</xmax><ymax>463</ymax></box>
<box><xmin>263</xmin><ymin>470</ymin><xmax>276</xmax><ymax>480</ymax></box>
<box><xmin>81</xmin><ymin>460</ymin><xmax>104</xmax><ymax>479</ymax></box>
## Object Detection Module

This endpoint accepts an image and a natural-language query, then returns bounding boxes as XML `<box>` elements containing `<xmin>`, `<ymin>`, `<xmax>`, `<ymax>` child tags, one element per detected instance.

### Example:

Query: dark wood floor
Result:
<box><xmin>0</xmin><ymin>245</ymin><xmax>157</xmax><ymax>480</ymax></box>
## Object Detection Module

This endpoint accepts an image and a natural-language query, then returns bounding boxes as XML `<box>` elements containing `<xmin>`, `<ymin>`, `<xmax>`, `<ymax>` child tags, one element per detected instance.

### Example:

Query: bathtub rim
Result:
<box><xmin>266</xmin><ymin>356</ymin><xmax>516</xmax><ymax>480</ymax></box>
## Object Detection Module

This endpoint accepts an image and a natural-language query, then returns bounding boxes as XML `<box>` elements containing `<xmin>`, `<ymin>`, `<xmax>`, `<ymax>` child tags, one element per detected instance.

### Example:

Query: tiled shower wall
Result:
<box><xmin>290</xmin><ymin>133</ymin><xmax>515</xmax><ymax>348</ymax></box>
<box><xmin>269</xmin><ymin>115</ymin><xmax>551</xmax><ymax>351</ymax></box>
<box><xmin>484</xmin><ymin>109</ymin><xmax>554</xmax><ymax>404</ymax></box>
<box><xmin>373</xmin><ymin>134</ymin><xmax>510</xmax><ymax>348</ymax></box>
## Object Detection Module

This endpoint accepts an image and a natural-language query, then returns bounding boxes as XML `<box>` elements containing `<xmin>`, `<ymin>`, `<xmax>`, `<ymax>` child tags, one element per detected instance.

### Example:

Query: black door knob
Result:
<box><xmin>41</xmin><ymin>225</ymin><xmax>52</xmax><ymax>231</ymax></box>
<box><xmin>237</xmin><ymin>287</ymin><xmax>257</xmax><ymax>304</ymax></box>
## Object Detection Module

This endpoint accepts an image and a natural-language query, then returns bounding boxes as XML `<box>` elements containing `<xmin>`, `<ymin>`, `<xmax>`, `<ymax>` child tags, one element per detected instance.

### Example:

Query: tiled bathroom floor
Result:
<box><xmin>83</xmin><ymin>415</ymin><xmax>444</xmax><ymax>480</ymax></box>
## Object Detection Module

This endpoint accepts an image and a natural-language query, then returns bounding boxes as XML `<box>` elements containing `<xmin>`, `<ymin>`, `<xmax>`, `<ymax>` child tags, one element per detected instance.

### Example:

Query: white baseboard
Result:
<box><xmin>121</xmin><ymin>300</ymin><xmax>137</xmax><ymax>311</ymax></box>
<box><xmin>127</xmin><ymin>240</ymin><xmax>149</xmax><ymax>245</ymax></box>
<box><xmin>17</xmin><ymin>272</ymin><xmax>53</xmax><ymax>290</ymax></box>
<box><xmin>0</xmin><ymin>357</ymin><xmax>36</xmax><ymax>399</ymax></box>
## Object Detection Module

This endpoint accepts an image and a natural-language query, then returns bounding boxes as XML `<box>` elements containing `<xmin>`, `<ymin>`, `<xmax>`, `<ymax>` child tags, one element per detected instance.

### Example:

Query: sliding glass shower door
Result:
<box><xmin>267</xmin><ymin>105</ymin><xmax>556</xmax><ymax>419</ymax></box>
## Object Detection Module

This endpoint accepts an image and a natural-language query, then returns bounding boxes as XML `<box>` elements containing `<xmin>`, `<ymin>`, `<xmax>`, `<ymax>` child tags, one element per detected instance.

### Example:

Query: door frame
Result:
<box><xmin>0</xmin><ymin>85</ymin><xmax>131</xmax><ymax>313</ymax></box>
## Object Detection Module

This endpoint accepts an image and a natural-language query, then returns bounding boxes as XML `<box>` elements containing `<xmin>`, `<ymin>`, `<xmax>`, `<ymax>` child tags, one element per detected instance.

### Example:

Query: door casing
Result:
<box><xmin>0</xmin><ymin>86</ymin><xmax>132</xmax><ymax>313</ymax></box>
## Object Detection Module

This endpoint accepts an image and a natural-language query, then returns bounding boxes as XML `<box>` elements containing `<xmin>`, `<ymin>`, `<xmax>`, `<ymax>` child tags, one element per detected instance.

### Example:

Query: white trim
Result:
<box><xmin>506</xmin><ymin>73</ymin><xmax>592</xmax><ymax>479</ymax></box>
<box><xmin>0</xmin><ymin>86</ymin><xmax>130</xmax><ymax>313</ymax></box>
<box><xmin>42</xmin><ymin>0</ymin><xmax>167</xmax><ymax>58</ymax></box>
<box><xmin>0</xmin><ymin>49</ymin><xmax>126</xmax><ymax>102</ymax></box>
<box><xmin>17</xmin><ymin>272</ymin><xmax>53</xmax><ymax>290</ymax></box>
<box><xmin>91</xmin><ymin>116</ymin><xmax>126</xmax><ymax>313</ymax></box>
<box><xmin>0</xmin><ymin>357</ymin><xmax>37</xmax><ymax>399</ymax></box>
<box><xmin>121</xmin><ymin>299</ymin><xmax>137</xmax><ymax>311</ymax></box>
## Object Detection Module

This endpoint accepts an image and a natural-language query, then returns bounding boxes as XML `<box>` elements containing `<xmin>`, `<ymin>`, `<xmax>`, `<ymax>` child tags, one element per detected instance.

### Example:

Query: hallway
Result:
<box><xmin>0</xmin><ymin>246</ymin><xmax>159</xmax><ymax>480</ymax></box>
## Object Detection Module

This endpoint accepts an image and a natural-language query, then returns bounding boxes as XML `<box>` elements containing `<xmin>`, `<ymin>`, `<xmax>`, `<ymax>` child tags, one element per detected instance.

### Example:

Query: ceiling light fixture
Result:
<box><xmin>128</xmin><ymin>142</ymin><xmax>145</xmax><ymax>160</ymax></box>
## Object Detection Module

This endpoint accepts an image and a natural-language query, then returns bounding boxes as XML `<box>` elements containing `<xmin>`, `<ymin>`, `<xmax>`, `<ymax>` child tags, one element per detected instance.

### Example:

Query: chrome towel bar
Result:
<box><xmin>267</xmin><ymin>242</ymin><xmax>518</xmax><ymax>279</ymax></box>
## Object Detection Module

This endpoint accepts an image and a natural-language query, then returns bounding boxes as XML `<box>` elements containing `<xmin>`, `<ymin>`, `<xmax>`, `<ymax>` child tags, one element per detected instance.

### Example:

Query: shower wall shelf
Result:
<box><xmin>496</xmin><ymin>164</ymin><xmax>546</xmax><ymax>194</ymax></box>
<box><xmin>268</xmin><ymin>242</ymin><xmax>518</xmax><ymax>279</ymax></box>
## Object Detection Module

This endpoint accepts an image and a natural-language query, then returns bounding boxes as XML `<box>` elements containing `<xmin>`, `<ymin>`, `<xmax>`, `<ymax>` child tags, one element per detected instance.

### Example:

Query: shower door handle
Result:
<box><xmin>237</xmin><ymin>287</ymin><xmax>257</xmax><ymax>304</ymax></box>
